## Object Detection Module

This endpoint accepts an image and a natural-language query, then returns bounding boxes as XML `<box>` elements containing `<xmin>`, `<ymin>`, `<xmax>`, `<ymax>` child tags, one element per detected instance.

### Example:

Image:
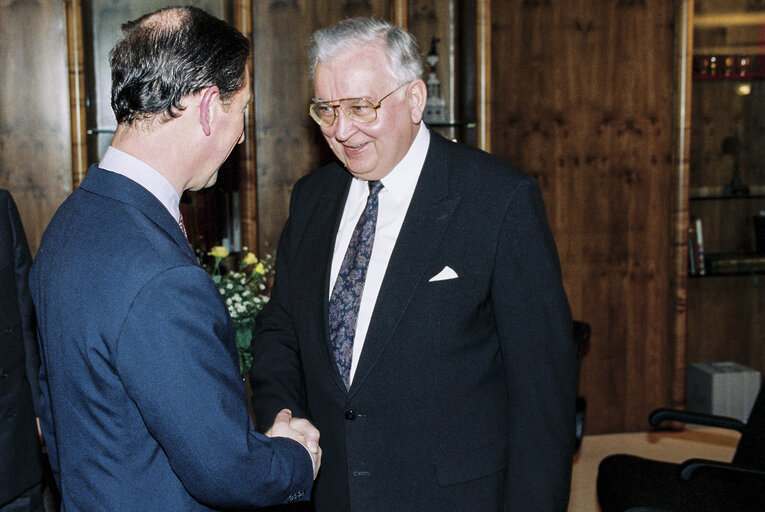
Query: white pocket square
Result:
<box><xmin>429</xmin><ymin>266</ymin><xmax>458</xmax><ymax>282</ymax></box>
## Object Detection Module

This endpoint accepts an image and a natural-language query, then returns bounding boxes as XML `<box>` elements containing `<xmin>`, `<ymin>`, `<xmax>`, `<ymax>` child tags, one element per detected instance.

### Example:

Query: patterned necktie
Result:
<box><xmin>329</xmin><ymin>180</ymin><xmax>384</xmax><ymax>388</ymax></box>
<box><xmin>178</xmin><ymin>214</ymin><xmax>188</xmax><ymax>240</ymax></box>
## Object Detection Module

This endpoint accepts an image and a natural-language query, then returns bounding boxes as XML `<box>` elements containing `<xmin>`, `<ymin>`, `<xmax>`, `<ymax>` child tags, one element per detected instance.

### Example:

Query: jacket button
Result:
<box><xmin>344</xmin><ymin>410</ymin><xmax>356</xmax><ymax>420</ymax></box>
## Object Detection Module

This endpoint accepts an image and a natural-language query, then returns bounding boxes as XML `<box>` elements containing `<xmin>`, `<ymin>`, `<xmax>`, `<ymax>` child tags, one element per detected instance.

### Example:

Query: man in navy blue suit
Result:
<box><xmin>250</xmin><ymin>17</ymin><xmax>576</xmax><ymax>512</ymax></box>
<box><xmin>30</xmin><ymin>6</ymin><xmax>319</xmax><ymax>510</ymax></box>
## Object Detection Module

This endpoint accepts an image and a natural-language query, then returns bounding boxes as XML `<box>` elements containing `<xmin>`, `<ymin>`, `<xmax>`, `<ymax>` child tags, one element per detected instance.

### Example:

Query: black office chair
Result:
<box><xmin>572</xmin><ymin>320</ymin><xmax>590</xmax><ymax>450</ymax></box>
<box><xmin>596</xmin><ymin>383</ymin><xmax>765</xmax><ymax>511</ymax></box>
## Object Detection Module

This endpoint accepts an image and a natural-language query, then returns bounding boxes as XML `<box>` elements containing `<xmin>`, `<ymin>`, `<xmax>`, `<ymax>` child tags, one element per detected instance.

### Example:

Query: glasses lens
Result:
<box><xmin>310</xmin><ymin>102</ymin><xmax>336</xmax><ymax>126</ymax></box>
<box><xmin>339</xmin><ymin>98</ymin><xmax>376</xmax><ymax>123</ymax></box>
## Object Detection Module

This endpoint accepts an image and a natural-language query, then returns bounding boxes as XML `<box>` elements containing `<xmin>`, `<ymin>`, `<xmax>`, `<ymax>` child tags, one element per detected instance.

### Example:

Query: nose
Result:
<box><xmin>331</xmin><ymin>108</ymin><xmax>357</xmax><ymax>141</ymax></box>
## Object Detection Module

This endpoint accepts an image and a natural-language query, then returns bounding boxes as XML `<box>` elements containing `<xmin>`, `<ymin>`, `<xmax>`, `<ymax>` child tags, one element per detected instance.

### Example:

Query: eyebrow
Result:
<box><xmin>311</xmin><ymin>95</ymin><xmax>368</xmax><ymax>103</ymax></box>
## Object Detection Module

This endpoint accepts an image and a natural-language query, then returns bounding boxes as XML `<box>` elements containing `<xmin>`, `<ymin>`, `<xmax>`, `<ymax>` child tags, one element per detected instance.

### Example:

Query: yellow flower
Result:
<box><xmin>243</xmin><ymin>252</ymin><xmax>257</xmax><ymax>265</ymax></box>
<box><xmin>255</xmin><ymin>262</ymin><xmax>266</xmax><ymax>275</ymax></box>
<box><xmin>208</xmin><ymin>246</ymin><xmax>230</xmax><ymax>258</ymax></box>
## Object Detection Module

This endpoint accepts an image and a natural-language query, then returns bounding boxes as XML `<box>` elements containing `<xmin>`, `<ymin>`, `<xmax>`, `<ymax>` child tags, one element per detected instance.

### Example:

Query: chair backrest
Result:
<box><xmin>732</xmin><ymin>382</ymin><xmax>765</xmax><ymax>469</ymax></box>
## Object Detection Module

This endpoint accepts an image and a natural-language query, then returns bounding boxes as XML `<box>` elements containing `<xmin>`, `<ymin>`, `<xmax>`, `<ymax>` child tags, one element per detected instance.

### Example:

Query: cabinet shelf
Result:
<box><xmin>690</xmin><ymin>193</ymin><xmax>765</xmax><ymax>201</ymax></box>
<box><xmin>692</xmin><ymin>73</ymin><xmax>765</xmax><ymax>81</ymax></box>
<box><xmin>428</xmin><ymin>121</ymin><xmax>476</xmax><ymax>128</ymax></box>
<box><xmin>694</xmin><ymin>253</ymin><xmax>765</xmax><ymax>276</ymax></box>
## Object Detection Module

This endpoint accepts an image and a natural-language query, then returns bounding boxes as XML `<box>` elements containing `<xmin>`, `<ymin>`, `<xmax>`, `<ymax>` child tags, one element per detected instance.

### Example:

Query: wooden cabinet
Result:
<box><xmin>686</xmin><ymin>5</ymin><xmax>765</xmax><ymax>375</ymax></box>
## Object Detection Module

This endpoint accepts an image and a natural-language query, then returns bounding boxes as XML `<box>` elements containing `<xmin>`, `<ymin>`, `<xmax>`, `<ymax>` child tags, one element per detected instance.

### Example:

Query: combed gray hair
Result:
<box><xmin>308</xmin><ymin>17</ymin><xmax>423</xmax><ymax>85</ymax></box>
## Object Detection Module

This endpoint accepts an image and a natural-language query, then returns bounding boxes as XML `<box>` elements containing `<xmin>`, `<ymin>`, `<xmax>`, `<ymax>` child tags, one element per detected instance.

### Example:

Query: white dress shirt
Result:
<box><xmin>99</xmin><ymin>146</ymin><xmax>182</xmax><ymax>223</ymax></box>
<box><xmin>329</xmin><ymin>125</ymin><xmax>431</xmax><ymax>383</ymax></box>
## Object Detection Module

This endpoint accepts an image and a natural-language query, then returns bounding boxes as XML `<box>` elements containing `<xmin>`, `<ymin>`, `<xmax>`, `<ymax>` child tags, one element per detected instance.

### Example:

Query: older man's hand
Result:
<box><xmin>266</xmin><ymin>409</ymin><xmax>322</xmax><ymax>479</ymax></box>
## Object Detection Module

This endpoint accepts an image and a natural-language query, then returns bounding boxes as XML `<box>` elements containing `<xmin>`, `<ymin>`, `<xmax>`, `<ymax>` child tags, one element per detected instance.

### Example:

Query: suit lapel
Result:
<box><xmin>300</xmin><ymin>169</ymin><xmax>352</xmax><ymax>392</ymax></box>
<box><xmin>350</xmin><ymin>134</ymin><xmax>460</xmax><ymax>393</ymax></box>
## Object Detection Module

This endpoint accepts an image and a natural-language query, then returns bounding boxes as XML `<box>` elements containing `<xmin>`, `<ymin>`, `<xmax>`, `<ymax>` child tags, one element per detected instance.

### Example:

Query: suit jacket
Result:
<box><xmin>0</xmin><ymin>190</ymin><xmax>43</xmax><ymax>506</ymax></box>
<box><xmin>30</xmin><ymin>166</ymin><xmax>313</xmax><ymax>511</ymax></box>
<box><xmin>250</xmin><ymin>131</ymin><xmax>577</xmax><ymax>511</ymax></box>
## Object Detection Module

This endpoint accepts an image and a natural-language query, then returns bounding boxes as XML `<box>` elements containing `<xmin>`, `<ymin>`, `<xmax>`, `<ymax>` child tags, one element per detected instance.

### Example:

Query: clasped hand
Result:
<box><xmin>266</xmin><ymin>409</ymin><xmax>322</xmax><ymax>479</ymax></box>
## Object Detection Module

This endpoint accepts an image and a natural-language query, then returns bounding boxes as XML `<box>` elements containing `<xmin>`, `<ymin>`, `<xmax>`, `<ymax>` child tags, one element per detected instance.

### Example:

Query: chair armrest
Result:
<box><xmin>680</xmin><ymin>458</ymin><xmax>765</xmax><ymax>480</ymax></box>
<box><xmin>649</xmin><ymin>408</ymin><xmax>746</xmax><ymax>432</ymax></box>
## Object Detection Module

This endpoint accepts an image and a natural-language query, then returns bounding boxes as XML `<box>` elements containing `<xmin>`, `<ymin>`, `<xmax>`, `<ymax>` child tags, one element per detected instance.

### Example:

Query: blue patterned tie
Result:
<box><xmin>329</xmin><ymin>180</ymin><xmax>384</xmax><ymax>388</ymax></box>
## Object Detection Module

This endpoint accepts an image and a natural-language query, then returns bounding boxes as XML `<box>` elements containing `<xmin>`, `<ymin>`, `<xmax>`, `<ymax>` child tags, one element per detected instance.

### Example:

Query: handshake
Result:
<box><xmin>266</xmin><ymin>409</ymin><xmax>322</xmax><ymax>478</ymax></box>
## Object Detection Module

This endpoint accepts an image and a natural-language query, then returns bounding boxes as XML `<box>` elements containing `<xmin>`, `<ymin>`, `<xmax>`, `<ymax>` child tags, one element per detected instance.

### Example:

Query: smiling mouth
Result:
<box><xmin>344</xmin><ymin>142</ymin><xmax>367</xmax><ymax>153</ymax></box>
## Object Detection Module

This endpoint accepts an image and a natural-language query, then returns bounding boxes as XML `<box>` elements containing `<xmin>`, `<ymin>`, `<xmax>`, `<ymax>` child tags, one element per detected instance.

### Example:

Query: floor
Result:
<box><xmin>568</xmin><ymin>426</ymin><xmax>740</xmax><ymax>511</ymax></box>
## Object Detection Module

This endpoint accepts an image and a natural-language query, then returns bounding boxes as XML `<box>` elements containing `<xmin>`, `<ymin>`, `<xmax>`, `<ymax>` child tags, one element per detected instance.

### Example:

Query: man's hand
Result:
<box><xmin>266</xmin><ymin>409</ymin><xmax>321</xmax><ymax>478</ymax></box>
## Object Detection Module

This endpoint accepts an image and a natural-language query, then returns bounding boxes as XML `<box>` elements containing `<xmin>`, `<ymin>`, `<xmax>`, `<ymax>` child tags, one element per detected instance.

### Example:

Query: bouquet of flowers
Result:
<box><xmin>205</xmin><ymin>246</ymin><xmax>274</xmax><ymax>374</ymax></box>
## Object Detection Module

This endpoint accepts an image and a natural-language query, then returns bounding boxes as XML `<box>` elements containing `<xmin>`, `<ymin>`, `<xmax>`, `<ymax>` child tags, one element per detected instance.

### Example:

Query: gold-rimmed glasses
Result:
<box><xmin>309</xmin><ymin>82</ymin><xmax>409</xmax><ymax>127</ymax></box>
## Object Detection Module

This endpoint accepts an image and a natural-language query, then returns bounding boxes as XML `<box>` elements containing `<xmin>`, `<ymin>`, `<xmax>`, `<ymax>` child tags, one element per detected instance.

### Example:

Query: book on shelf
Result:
<box><xmin>688</xmin><ymin>216</ymin><xmax>705</xmax><ymax>275</ymax></box>
<box><xmin>705</xmin><ymin>253</ymin><xmax>765</xmax><ymax>275</ymax></box>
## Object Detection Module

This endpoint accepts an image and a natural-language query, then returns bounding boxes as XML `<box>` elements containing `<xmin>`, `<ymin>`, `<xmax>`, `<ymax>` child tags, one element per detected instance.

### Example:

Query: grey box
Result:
<box><xmin>686</xmin><ymin>361</ymin><xmax>761</xmax><ymax>423</ymax></box>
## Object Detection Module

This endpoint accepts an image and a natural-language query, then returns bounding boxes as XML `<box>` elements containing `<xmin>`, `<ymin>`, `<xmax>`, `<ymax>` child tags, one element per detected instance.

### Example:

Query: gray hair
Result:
<box><xmin>308</xmin><ymin>17</ymin><xmax>423</xmax><ymax>85</ymax></box>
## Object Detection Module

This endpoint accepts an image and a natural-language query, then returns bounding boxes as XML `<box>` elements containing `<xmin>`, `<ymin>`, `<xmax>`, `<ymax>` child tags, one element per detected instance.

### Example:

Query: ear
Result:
<box><xmin>407</xmin><ymin>79</ymin><xmax>428</xmax><ymax>124</ymax></box>
<box><xmin>199</xmin><ymin>85</ymin><xmax>220</xmax><ymax>136</ymax></box>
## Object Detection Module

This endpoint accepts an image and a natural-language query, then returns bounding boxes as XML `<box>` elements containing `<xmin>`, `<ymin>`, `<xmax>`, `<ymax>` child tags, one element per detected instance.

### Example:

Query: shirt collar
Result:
<box><xmin>372</xmin><ymin>124</ymin><xmax>430</xmax><ymax>201</ymax></box>
<box><xmin>99</xmin><ymin>146</ymin><xmax>181</xmax><ymax>222</ymax></box>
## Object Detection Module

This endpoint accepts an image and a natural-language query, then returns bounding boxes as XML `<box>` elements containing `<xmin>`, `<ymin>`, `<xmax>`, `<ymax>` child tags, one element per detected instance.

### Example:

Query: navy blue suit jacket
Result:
<box><xmin>250</xmin><ymin>131</ymin><xmax>577</xmax><ymax>511</ymax></box>
<box><xmin>0</xmin><ymin>190</ymin><xmax>43</xmax><ymax>506</ymax></box>
<box><xmin>30</xmin><ymin>166</ymin><xmax>313</xmax><ymax>511</ymax></box>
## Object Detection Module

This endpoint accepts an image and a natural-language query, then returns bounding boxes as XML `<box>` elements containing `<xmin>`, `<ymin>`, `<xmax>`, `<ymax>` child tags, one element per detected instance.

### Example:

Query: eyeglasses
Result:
<box><xmin>309</xmin><ymin>83</ymin><xmax>409</xmax><ymax>127</ymax></box>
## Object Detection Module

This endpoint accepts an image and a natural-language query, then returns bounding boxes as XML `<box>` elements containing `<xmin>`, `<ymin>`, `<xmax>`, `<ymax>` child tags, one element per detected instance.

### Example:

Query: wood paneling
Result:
<box><xmin>490</xmin><ymin>0</ymin><xmax>679</xmax><ymax>433</ymax></box>
<box><xmin>0</xmin><ymin>0</ymin><xmax>72</xmax><ymax>255</ymax></box>
<box><xmin>687</xmin><ymin>275</ymin><xmax>764</xmax><ymax>373</ymax></box>
<box><xmin>235</xmin><ymin>0</ymin><xmax>259</xmax><ymax>252</ymax></box>
<box><xmin>66</xmin><ymin>0</ymin><xmax>88</xmax><ymax>189</ymax></box>
<box><xmin>2</xmin><ymin>0</ymin><xmax>710</xmax><ymax>435</ymax></box>
<box><xmin>670</xmin><ymin>0</ymin><xmax>693</xmax><ymax>419</ymax></box>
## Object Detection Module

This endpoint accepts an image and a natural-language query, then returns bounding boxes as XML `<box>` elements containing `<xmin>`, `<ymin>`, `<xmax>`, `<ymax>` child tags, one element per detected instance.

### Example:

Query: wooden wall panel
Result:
<box><xmin>0</xmin><ymin>0</ymin><xmax>72</xmax><ymax>255</ymax></box>
<box><xmin>252</xmin><ymin>0</ymin><xmax>396</xmax><ymax>252</ymax></box>
<box><xmin>687</xmin><ymin>275</ymin><xmax>764</xmax><ymax>374</ymax></box>
<box><xmin>1</xmin><ymin>0</ymin><xmax>700</xmax><ymax>435</ymax></box>
<box><xmin>490</xmin><ymin>0</ymin><xmax>678</xmax><ymax>433</ymax></box>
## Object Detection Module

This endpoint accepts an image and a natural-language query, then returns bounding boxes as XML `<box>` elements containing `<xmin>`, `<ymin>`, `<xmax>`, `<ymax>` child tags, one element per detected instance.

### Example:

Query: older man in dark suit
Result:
<box><xmin>250</xmin><ymin>17</ymin><xmax>577</xmax><ymax>512</ymax></box>
<box><xmin>0</xmin><ymin>189</ymin><xmax>44</xmax><ymax>512</ymax></box>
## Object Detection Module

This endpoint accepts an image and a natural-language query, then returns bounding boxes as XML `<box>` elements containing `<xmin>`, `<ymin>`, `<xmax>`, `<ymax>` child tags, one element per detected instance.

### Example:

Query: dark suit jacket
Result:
<box><xmin>0</xmin><ymin>190</ymin><xmax>43</xmax><ymax>506</ymax></box>
<box><xmin>250</xmin><ymin>131</ymin><xmax>578</xmax><ymax>511</ymax></box>
<box><xmin>30</xmin><ymin>166</ymin><xmax>313</xmax><ymax>511</ymax></box>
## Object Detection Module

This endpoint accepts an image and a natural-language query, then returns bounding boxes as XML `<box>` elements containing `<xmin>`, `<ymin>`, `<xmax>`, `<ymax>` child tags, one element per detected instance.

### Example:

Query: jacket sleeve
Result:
<box><xmin>115</xmin><ymin>264</ymin><xmax>313</xmax><ymax>508</ymax></box>
<box><xmin>493</xmin><ymin>176</ymin><xmax>578</xmax><ymax>510</ymax></box>
<box><xmin>249</xmin><ymin>181</ymin><xmax>310</xmax><ymax>432</ymax></box>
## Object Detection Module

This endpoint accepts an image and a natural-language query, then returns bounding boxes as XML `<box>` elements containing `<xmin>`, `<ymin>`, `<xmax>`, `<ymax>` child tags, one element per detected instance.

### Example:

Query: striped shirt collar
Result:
<box><xmin>99</xmin><ymin>146</ymin><xmax>181</xmax><ymax>222</ymax></box>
